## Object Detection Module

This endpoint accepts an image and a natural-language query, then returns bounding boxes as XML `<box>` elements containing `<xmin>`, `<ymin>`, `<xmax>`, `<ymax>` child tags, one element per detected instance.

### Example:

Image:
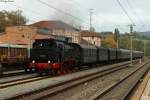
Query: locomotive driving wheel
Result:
<box><xmin>60</xmin><ymin>64</ymin><xmax>67</xmax><ymax>75</ymax></box>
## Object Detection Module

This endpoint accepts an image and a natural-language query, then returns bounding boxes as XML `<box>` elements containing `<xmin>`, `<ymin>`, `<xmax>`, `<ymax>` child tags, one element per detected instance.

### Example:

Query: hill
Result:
<box><xmin>138</xmin><ymin>31</ymin><xmax>150</xmax><ymax>37</ymax></box>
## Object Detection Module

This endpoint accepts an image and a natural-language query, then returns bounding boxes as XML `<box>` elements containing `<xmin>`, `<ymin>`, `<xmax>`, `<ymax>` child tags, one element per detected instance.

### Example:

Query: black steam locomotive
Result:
<box><xmin>28</xmin><ymin>38</ymin><xmax>143</xmax><ymax>75</ymax></box>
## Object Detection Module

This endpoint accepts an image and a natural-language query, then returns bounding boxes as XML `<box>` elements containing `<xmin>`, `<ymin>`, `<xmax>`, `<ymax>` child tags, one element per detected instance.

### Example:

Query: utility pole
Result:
<box><xmin>129</xmin><ymin>24</ymin><xmax>135</xmax><ymax>66</ymax></box>
<box><xmin>144</xmin><ymin>40</ymin><xmax>146</xmax><ymax>60</ymax></box>
<box><xmin>89</xmin><ymin>8</ymin><xmax>93</xmax><ymax>32</ymax></box>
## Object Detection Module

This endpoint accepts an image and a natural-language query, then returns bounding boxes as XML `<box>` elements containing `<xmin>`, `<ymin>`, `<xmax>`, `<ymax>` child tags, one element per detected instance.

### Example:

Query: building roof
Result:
<box><xmin>30</xmin><ymin>20</ymin><xmax>79</xmax><ymax>31</ymax></box>
<box><xmin>81</xmin><ymin>30</ymin><xmax>101</xmax><ymax>38</ymax></box>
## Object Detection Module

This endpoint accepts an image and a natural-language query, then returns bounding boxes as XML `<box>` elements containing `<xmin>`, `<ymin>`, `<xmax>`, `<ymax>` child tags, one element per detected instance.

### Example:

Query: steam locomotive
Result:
<box><xmin>28</xmin><ymin>38</ymin><xmax>143</xmax><ymax>75</ymax></box>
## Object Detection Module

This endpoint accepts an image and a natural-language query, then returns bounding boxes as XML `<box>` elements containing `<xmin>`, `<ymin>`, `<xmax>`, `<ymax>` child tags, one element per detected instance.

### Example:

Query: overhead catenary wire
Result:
<box><xmin>116</xmin><ymin>0</ymin><xmax>135</xmax><ymax>25</ymax></box>
<box><xmin>38</xmin><ymin>0</ymin><xmax>113</xmax><ymax>32</ymax></box>
<box><xmin>3</xmin><ymin>0</ymin><xmax>137</xmax><ymax>33</ymax></box>
<box><xmin>126</xmin><ymin>0</ymin><xmax>144</xmax><ymax>25</ymax></box>
<box><xmin>69</xmin><ymin>0</ymin><xmax>129</xmax><ymax>32</ymax></box>
<box><xmin>37</xmin><ymin>0</ymin><xmax>83</xmax><ymax>22</ymax></box>
<box><xmin>7</xmin><ymin>2</ymin><xmax>84</xmax><ymax>29</ymax></box>
<box><xmin>11</xmin><ymin>0</ymin><xmax>90</xmax><ymax>30</ymax></box>
<box><xmin>126</xmin><ymin>0</ymin><xmax>147</xmax><ymax>32</ymax></box>
<box><xmin>5</xmin><ymin>0</ymin><xmax>126</xmax><ymax>32</ymax></box>
<box><xmin>37</xmin><ymin>0</ymin><xmax>105</xmax><ymax>31</ymax></box>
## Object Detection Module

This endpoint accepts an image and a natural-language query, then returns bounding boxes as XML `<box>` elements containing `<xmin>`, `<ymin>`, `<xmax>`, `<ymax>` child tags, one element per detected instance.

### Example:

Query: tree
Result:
<box><xmin>102</xmin><ymin>35</ymin><xmax>117</xmax><ymax>48</ymax></box>
<box><xmin>119</xmin><ymin>36</ymin><xmax>130</xmax><ymax>49</ymax></box>
<box><xmin>0</xmin><ymin>10</ymin><xmax>27</xmax><ymax>32</ymax></box>
<box><xmin>114</xmin><ymin>28</ymin><xmax>120</xmax><ymax>48</ymax></box>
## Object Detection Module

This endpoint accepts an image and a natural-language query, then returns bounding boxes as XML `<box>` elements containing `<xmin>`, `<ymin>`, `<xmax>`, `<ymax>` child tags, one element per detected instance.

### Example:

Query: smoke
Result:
<box><xmin>51</xmin><ymin>1</ymin><xmax>82</xmax><ymax>29</ymax></box>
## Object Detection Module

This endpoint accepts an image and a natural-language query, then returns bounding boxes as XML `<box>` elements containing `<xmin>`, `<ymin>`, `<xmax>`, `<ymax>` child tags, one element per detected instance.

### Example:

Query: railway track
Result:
<box><xmin>0</xmin><ymin>70</ymin><xmax>25</xmax><ymax>78</ymax></box>
<box><xmin>0</xmin><ymin>75</ymin><xmax>50</xmax><ymax>89</ymax></box>
<box><xmin>0</xmin><ymin>60</ymin><xmax>142</xmax><ymax>100</ymax></box>
<box><xmin>0</xmin><ymin>66</ymin><xmax>104</xmax><ymax>88</ymax></box>
<box><xmin>0</xmin><ymin>61</ymin><xmax>132</xmax><ymax>89</ymax></box>
<box><xmin>23</xmin><ymin>61</ymin><xmax>148</xmax><ymax>100</ymax></box>
<box><xmin>5</xmin><ymin>61</ymin><xmax>135</xmax><ymax>100</ymax></box>
<box><xmin>0</xmin><ymin>73</ymin><xmax>38</xmax><ymax>84</ymax></box>
<box><xmin>92</xmin><ymin>60</ymin><xmax>150</xmax><ymax>100</ymax></box>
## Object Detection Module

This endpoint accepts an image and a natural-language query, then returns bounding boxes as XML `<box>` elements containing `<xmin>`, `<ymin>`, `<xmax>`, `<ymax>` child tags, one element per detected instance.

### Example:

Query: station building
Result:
<box><xmin>0</xmin><ymin>20</ymin><xmax>102</xmax><ymax>47</ymax></box>
<box><xmin>81</xmin><ymin>30</ymin><xmax>101</xmax><ymax>46</ymax></box>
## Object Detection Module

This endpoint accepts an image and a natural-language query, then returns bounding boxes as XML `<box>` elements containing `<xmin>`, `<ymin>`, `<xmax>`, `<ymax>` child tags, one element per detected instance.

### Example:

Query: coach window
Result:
<box><xmin>19</xmin><ymin>48</ymin><xmax>21</xmax><ymax>56</ymax></box>
<box><xmin>17</xmin><ymin>48</ymin><xmax>20</xmax><ymax>56</ymax></box>
<box><xmin>17</xmin><ymin>48</ymin><xmax>20</xmax><ymax>55</ymax></box>
<box><xmin>1</xmin><ymin>48</ymin><xmax>2</xmax><ymax>55</ymax></box>
<box><xmin>11</xmin><ymin>48</ymin><xmax>14</xmax><ymax>56</ymax></box>
<box><xmin>6</xmin><ymin>47</ymin><xmax>8</xmax><ymax>55</ymax></box>
<box><xmin>2</xmin><ymin>48</ymin><xmax>4</xmax><ymax>55</ymax></box>
<box><xmin>10</xmin><ymin>48</ymin><xmax>13</xmax><ymax>56</ymax></box>
<box><xmin>19</xmin><ymin>48</ymin><xmax>22</xmax><ymax>56</ymax></box>
<box><xmin>5</xmin><ymin>47</ymin><xmax>7</xmax><ymax>55</ymax></box>
<box><xmin>12</xmin><ymin>48</ymin><xmax>14</xmax><ymax>56</ymax></box>
<box><xmin>4</xmin><ymin>47</ymin><xmax>6</xmax><ymax>55</ymax></box>
<box><xmin>16</xmin><ymin>48</ymin><xmax>19</xmax><ymax>56</ymax></box>
<box><xmin>0</xmin><ymin>47</ymin><xmax>1</xmax><ymax>55</ymax></box>
<box><xmin>20</xmin><ymin>48</ymin><xmax>25</xmax><ymax>56</ymax></box>
<box><xmin>21</xmin><ymin>49</ymin><xmax>23</xmax><ymax>56</ymax></box>
<box><xmin>21</xmin><ymin>48</ymin><xmax>23</xmax><ymax>56</ymax></box>
<box><xmin>25</xmin><ymin>49</ymin><xmax>27</xmax><ymax>57</ymax></box>
<box><xmin>13</xmin><ymin>48</ymin><xmax>16</xmax><ymax>56</ymax></box>
<box><xmin>10</xmin><ymin>48</ymin><xmax>12</xmax><ymax>56</ymax></box>
<box><xmin>14</xmin><ymin>48</ymin><xmax>16</xmax><ymax>56</ymax></box>
<box><xmin>5</xmin><ymin>48</ymin><xmax>8</xmax><ymax>55</ymax></box>
<box><xmin>0</xmin><ymin>48</ymin><xmax>2</xmax><ymax>55</ymax></box>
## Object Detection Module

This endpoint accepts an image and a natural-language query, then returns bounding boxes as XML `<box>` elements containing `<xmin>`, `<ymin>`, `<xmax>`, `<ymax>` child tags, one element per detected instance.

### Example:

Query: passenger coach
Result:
<box><xmin>0</xmin><ymin>44</ymin><xmax>28</xmax><ymax>75</ymax></box>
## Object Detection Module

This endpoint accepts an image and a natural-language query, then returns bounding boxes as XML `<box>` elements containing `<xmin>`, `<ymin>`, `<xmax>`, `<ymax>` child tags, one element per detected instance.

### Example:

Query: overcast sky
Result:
<box><xmin>0</xmin><ymin>0</ymin><xmax>149</xmax><ymax>33</ymax></box>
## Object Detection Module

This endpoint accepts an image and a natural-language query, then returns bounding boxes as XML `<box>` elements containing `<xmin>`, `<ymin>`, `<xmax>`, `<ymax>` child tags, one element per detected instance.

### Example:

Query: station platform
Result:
<box><xmin>140</xmin><ymin>70</ymin><xmax>150</xmax><ymax>100</ymax></box>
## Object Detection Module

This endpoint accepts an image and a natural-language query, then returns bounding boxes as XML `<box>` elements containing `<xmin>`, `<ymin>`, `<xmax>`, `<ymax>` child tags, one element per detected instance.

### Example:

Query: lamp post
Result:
<box><xmin>130</xmin><ymin>35</ymin><xmax>133</xmax><ymax>66</ymax></box>
<box><xmin>129</xmin><ymin>24</ymin><xmax>135</xmax><ymax>66</ymax></box>
<box><xmin>144</xmin><ymin>40</ymin><xmax>146</xmax><ymax>60</ymax></box>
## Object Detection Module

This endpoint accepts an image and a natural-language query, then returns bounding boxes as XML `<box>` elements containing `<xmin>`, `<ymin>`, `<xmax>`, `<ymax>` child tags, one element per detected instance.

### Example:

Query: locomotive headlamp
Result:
<box><xmin>48</xmin><ymin>61</ymin><xmax>51</xmax><ymax>63</ymax></box>
<box><xmin>32</xmin><ymin>60</ymin><xmax>35</xmax><ymax>63</ymax></box>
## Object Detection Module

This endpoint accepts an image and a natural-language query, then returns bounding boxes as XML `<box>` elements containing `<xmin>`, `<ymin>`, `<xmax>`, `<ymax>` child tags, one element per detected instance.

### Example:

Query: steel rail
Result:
<box><xmin>8</xmin><ymin>62</ymin><xmax>131</xmax><ymax>100</ymax></box>
<box><xmin>1</xmin><ymin>61</ymin><xmax>132</xmax><ymax>89</ymax></box>
<box><xmin>92</xmin><ymin>61</ymin><xmax>150</xmax><ymax>100</ymax></box>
